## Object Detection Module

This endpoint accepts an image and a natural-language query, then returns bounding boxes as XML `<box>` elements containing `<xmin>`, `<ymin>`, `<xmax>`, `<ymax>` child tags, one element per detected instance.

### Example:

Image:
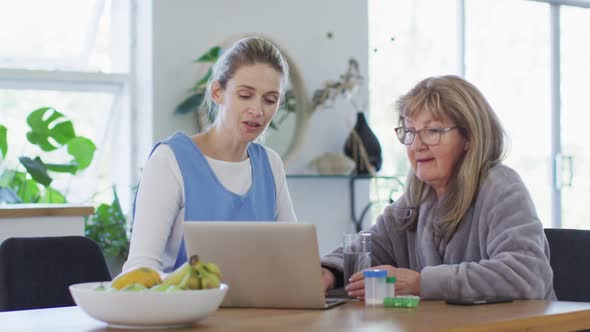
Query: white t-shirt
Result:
<box><xmin>123</xmin><ymin>144</ymin><xmax>297</xmax><ymax>273</ymax></box>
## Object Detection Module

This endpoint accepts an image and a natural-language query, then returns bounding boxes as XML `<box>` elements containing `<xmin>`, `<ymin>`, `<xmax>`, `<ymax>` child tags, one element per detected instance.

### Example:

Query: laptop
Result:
<box><xmin>183</xmin><ymin>222</ymin><xmax>348</xmax><ymax>309</ymax></box>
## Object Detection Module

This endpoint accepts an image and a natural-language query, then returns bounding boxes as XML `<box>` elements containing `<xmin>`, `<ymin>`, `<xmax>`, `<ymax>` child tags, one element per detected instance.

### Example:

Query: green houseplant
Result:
<box><xmin>0</xmin><ymin>107</ymin><xmax>129</xmax><ymax>267</ymax></box>
<box><xmin>0</xmin><ymin>107</ymin><xmax>96</xmax><ymax>203</ymax></box>
<box><xmin>85</xmin><ymin>187</ymin><xmax>130</xmax><ymax>275</ymax></box>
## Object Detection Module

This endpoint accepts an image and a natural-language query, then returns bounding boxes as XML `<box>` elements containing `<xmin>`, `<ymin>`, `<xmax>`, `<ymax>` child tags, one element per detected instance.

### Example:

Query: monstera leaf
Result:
<box><xmin>39</xmin><ymin>186</ymin><xmax>66</xmax><ymax>203</ymax></box>
<box><xmin>67</xmin><ymin>136</ymin><xmax>96</xmax><ymax>170</ymax></box>
<box><xmin>46</xmin><ymin>162</ymin><xmax>79</xmax><ymax>174</ymax></box>
<box><xmin>0</xmin><ymin>124</ymin><xmax>7</xmax><ymax>159</ymax></box>
<box><xmin>26</xmin><ymin>107</ymin><xmax>76</xmax><ymax>151</ymax></box>
<box><xmin>1</xmin><ymin>107</ymin><xmax>97</xmax><ymax>204</ymax></box>
<box><xmin>1</xmin><ymin>170</ymin><xmax>40</xmax><ymax>203</ymax></box>
<box><xmin>19</xmin><ymin>156</ymin><xmax>52</xmax><ymax>187</ymax></box>
<box><xmin>18</xmin><ymin>178</ymin><xmax>41</xmax><ymax>203</ymax></box>
<box><xmin>1</xmin><ymin>169</ymin><xmax>66</xmax><ymax>203</ymax></box>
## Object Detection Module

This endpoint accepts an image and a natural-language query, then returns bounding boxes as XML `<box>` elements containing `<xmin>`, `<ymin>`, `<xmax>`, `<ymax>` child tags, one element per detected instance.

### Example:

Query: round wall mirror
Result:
<box><xmin>262</xmin><ymin>52</ymin><xmax>310</xmax><ymax>167</ymax></box>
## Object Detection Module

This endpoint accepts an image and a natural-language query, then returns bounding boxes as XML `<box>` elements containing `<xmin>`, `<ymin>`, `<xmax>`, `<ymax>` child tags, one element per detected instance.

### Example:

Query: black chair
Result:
<box><xmin>544</xmin><ymin>228</ymin><xmax>590</xmax><ymax>302</ymax></box>
<box><xmin>0</xmin><ymin>236</ymin><xmax>112</xmax><ymax>311</ymax></box>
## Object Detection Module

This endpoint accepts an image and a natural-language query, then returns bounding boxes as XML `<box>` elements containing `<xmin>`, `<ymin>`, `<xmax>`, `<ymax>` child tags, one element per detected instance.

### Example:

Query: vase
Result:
<box><xmin>344</xmin><ymin>112</ymin><xmax>382</xmax><ymax>175</ymax></box>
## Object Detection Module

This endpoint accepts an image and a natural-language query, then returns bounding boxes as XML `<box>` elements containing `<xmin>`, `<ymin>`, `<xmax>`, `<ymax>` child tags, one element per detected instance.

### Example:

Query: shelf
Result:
<box><xmin>287</xmin><ymin>174</ymin><xmax>405</xmax><ymax>232</ymax></box>
<box><xmin>287</xmin><ymin>174</ymin><xmax>403</xmax><ymax>180</ymax></box>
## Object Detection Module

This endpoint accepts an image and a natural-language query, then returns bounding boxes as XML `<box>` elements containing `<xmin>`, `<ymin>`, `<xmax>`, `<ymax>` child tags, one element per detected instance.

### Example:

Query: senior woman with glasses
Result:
<box><xmin>320</xmin><ymin>75</ymin><xmax>556</xmax><ymax>301</ymax></box>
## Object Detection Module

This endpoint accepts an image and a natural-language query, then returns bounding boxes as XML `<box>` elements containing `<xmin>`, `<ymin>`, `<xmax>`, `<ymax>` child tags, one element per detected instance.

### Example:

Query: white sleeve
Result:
<box><xmin>122</xmin><ymin>145</ymin><xmax>183</xmax><ymax>273</ymax></box>
<box><xmin>264</xmin><ymin>146</ymin><xmax>297</xmax><ymax>222</ymax></box>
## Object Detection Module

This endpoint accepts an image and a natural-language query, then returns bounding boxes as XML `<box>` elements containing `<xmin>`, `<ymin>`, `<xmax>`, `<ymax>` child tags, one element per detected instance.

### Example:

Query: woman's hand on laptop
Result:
<box><xmin>321</xmin><ymin>267</ymin><xmax>336</xmax><ymax>290</ymax></box>
<box><xmin>346</xmin><ymin>265</ymin><xmax>421</xmax><ymax>299</ymax></box>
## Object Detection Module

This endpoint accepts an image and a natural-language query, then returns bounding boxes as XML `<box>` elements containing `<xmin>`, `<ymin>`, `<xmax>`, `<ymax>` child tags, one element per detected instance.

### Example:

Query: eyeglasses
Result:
<box><xmin>394</xmin><ymin>126</ymin><xmax>460</xmax><ymax>146</ymax></box>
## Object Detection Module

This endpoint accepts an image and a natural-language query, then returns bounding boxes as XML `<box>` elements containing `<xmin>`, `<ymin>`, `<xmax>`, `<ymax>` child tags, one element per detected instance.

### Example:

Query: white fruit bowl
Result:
<box><xmin>69</xmin><ymin>282</ymin><xmax>228</xmax><ymax>328</ymax></box>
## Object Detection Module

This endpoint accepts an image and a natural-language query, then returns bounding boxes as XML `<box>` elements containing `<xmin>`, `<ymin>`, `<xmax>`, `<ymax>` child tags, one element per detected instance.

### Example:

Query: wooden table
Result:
<box><xmin>2</xmin><ymin>300</ymin><xmax>590</xmax><ymax>332</ymax></box>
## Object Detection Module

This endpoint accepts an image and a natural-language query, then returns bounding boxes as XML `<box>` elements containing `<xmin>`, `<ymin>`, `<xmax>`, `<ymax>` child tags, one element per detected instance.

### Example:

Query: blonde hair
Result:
<box><xmin>201</xmin><ymin>36</ymin><xmax>289</xmax><ymax>123</ymax></box>
<box><xmin>396</xmin><ymin>75</ymin><xmax>506</xmax><ymax>242</ymax></box>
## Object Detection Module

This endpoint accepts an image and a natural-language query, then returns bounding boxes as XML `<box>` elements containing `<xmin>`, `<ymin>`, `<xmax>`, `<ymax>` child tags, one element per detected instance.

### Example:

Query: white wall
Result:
<box><xmin>142</xmin><ymin>0</ymin><xmax>370</xmax><ymax>255</ymax></box>
<box><xmin>287</xmin><ymin>177</ymin><xmax>374</xmax><ymax>255</ymax></box>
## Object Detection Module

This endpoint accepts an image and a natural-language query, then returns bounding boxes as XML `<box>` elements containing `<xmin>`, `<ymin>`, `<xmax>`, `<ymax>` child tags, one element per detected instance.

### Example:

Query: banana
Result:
<box><xmin>150</xmin><ymin>284</ymin><xmax>184</xmax><ymax>292</ymax></box>
<box><xmin>203</xmin><ymin>262</ymin><xmax>221</xmax><ymax>278</ymax></box>
<box><xmin>111</xmin><ymin>267</ymin><xmax>162</xmax><ymax>289</ymax></box>
<box><xmin>166</xmin><ymin>285</ymin><xmax>183</xmax><ymax>292</ymax></box>
<box><xmin>114</xmin><ymin>255</ymin><xmax>222</xmax><ymax>292</ymax></box>
<box><xmin>162</xmin><ymin>262</ymin><xmax>192</xmax><ymax>287</ymax></box>
<box><xmin>198</xmin><ymin>267</ymin><xmax>221</xmax><ymax>289</ymax></box>
<box><xmin>179</xmin><ymin>259</ymin><xmax>209</xmax><ymax>290</ymax></box>
<box><xmin>121</xmin><ymin>283</ymin><xmax>148</xmax><ymax>292</ymax></box>
<box><xmin>190</xmin><ymin>255</ymin><xmax>221</xmax><ymax>289</ymax></box>
<box><xmin>187</xmin><ymin>255</ymin><xmax>222</xmax><ymax>289</ymax></box>
<box><xmin>150</xmin><ymin>283</ymin><xmax>173</xmax><ymax>292</ymax></box>
<box><xmin>177</xmin><ymin>268</ymin><xmax>195</xmax><ymax>289</ymax></box>
<box><xmin>189</xmin><ymin>254</ymin><xmax>203</xmax><ymax>270</ymax></box>
<box><xmin>187</xmin><ymin>269</ymin><xmax>201</xmax><ymax>289</ymax></box>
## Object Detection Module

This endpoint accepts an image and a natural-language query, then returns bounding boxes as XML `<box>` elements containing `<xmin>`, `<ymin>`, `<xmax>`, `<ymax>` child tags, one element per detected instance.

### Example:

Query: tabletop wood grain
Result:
<box><xmin>2</xmin><ymin>300</ymin><xmax>590</xmax><ymax>332</ymax></box>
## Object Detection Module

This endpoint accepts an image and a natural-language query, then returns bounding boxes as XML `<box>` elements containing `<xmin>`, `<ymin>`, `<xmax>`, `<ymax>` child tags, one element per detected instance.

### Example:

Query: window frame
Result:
<box><xmin>0</xmin><ymin>0</ymin><xmax>135</xmax><ymax>207</ymax></box>
<box><xmin>459</xmin><ymin>0</ymin><xmax>588</xmax><ymax>227</ymax></box>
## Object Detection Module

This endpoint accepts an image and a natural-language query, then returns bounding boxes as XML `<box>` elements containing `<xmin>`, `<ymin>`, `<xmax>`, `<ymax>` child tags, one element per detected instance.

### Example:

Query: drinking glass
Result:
<box><xmin>342</xmin><ymin>232</ymin><xmax>371</xmax><ymax>288</ymax></box>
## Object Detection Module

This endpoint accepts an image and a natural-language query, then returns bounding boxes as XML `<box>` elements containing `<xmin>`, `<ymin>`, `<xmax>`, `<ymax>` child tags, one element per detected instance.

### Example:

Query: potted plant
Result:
<box><xmin>0</xmin><ymin>107</ymin><xmax>96</xmax><ymax>203</ymax></box>
<box><xmin>0</xmin><ymin>107</ymin><xmax>129</xmax><ymax>276</ymax></box>
<box><xmin>84</xmin><ymin>187</ymin><xmax>129</xmax><ymax>277</ymax></box>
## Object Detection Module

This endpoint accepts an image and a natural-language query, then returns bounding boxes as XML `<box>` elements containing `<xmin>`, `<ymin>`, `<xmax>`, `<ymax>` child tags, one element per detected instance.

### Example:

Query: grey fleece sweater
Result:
<box><xmin>322</xmin><ymin>164</ymin><xmax>556</xmax><ymax>300</ymax></box>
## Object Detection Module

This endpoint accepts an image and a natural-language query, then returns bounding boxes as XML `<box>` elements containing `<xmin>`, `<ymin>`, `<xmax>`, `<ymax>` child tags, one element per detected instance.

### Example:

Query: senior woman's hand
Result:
<box><xmin>321</xmin><ymin>267</ymin><xmax>336</xmax><ymax>290</ymax></box>
<box><xmin>345</xmin><ymin>265</ymin><xmax>421</xmax><ymax>299</ymax></box>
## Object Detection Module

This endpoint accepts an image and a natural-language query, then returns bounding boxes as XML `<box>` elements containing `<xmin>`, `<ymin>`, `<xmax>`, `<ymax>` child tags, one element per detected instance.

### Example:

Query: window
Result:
<box><xmin>560</xmin><ymin>5</ymin><xmax>590</xmax><ymax>229</ymax></box>
<box><xmin>368</xmin><ymin>0</ymin><xmax>460</xmax><ymax>217</ymax></box>
<box><xmin>0</xmin><ymin>0</ymin><xmax>132</xmax><ymax>206</ymax></box>
<box><xmin>465</xmin><ymin>0</ymin><xmax>552</xmax><ymax>225</ymax></box>
<box><xmin>369</xmin><ymin>0</ymin><xmax>590</xmax><ymax>229</ymax></box>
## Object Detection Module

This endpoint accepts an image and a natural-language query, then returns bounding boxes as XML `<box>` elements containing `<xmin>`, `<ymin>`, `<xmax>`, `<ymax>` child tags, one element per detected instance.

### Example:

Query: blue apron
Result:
<box><xmin>143</xmin><ymin>132</ymin><xmax>276</xmax><ymax>270</ymax></box>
